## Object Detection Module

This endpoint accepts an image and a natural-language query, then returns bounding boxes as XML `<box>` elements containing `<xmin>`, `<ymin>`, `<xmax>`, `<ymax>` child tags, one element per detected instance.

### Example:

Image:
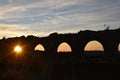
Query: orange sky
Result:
<box><xmin>35</xmin><ymin>44</ymin><xmax>45</xmax><ymax>51</ymax></box>
<box><xmin>119</xmin><ymin>44</ymin><xmax>120</xmax><ymax>51</ymax></box>
<box><xmin>84</xmin><ymin>41</ymin><xmax>104</xmax><ymax>51</ymax></box>
<box><xmin>57</xmin><ymin>43</ymin><xmax>72</xmax><ymax>52</ymax></box>
<box><xmin>35</xmin><ymin>42</ymin><xmax>120</xmax><ymax>52</ymax></box>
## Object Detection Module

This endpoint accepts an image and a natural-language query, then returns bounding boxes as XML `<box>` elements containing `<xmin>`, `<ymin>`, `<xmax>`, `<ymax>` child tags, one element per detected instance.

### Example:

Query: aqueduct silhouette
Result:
<box><xmin>0</xmin><ymin>28</ymin><xmax>120</xmax><ymax>63</ymax></box>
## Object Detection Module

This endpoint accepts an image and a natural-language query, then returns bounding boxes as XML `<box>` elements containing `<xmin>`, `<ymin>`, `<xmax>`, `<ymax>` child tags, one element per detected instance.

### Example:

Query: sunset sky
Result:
<box><xmin>0</xmin><ymin>0</ymin><xmax>120</xmax><ymax>38</ymax></box>
<box><xmin>0</xmin><ymin>0</ymin><xmax>120</xmax><ymax>51</ymax></box>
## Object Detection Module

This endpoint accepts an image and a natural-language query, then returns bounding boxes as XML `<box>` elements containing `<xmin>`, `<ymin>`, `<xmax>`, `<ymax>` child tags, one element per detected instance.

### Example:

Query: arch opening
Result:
<box><xmin>85</xmin><ymin>40</ymin><xmax>104</xmax><ymax>51</ymax></box>
<box><xmin>57</xmin><ymin>42</ymin><xmax>72</xmax><ymax>53</ymax></box>
<box><xmin>84</xmin><ymin>40</ymin><xmax>104</xmax><ymax>56</ymax></box>
<box><xmin>118</xmin><ymin>43</ymin><xmax>120</xmax><ymax>54</ymax></box>
<box><xmin>34</xmin><ymin>44</ymin><xmax>45</xmax><ymax>52</ymax></box>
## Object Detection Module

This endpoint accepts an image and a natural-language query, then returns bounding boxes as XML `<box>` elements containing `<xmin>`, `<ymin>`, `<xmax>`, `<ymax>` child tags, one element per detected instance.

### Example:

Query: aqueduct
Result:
<box><xmin>0</xmin><ymin>28</ymin><xmax>120</xmax><ymax>63</ymax></box>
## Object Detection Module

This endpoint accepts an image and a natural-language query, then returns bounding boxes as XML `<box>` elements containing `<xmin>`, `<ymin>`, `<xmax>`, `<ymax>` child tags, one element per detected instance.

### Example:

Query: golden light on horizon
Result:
<box><xmin>35</xmin><ymin>44</ymin><xmax>45</xmax><ymax>51</ymax></box>
<box><xmin>57</xmin><ymin>42</ymin><xmax>72</xmax><ymax>52</ymax></box>
<box><xmin>14</xmin><ymin>45</ymin><xmax>22</xmax><ymax>53</ymax></box>
<box><xmin>85</xmin><ymin>41</ymin><xmax>104</xmax><ymax>51</ymax></box>
<box><xmin>118</xmin><ymin>43</ymin><xmax>120</xmax><ymax>51</ymax></box>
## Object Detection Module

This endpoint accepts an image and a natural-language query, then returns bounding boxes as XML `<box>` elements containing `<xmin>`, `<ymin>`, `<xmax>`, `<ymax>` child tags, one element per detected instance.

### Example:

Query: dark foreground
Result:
<box><xmin>0</xmin><ymin>51</ymin><xmax>119</xmax><ymax>80</ymax></box>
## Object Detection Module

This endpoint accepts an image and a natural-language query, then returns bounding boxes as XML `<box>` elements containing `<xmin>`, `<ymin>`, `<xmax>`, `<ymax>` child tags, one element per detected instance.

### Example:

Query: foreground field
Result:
<box><xmin>0</xmin><ymin>51</ymin><xmax>119</xmax><ymax>80</ymax></box>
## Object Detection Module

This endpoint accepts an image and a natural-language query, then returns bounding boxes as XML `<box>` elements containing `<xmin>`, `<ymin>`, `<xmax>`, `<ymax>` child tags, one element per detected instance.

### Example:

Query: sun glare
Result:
<box><xmin>14</xmin><ymin>45</ymin><xmax>22</xmax><ymax>53</ymax></box>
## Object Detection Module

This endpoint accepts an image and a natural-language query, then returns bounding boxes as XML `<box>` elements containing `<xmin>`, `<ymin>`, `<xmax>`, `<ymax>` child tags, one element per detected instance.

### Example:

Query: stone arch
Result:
<box><xmin>57</xmin><ymin>42</ymin><xmax>72</xmax><ymax>52</ymax></box>
<box><xmin>83</xmin><ymin>40</ymin><xmax>105</xmax><ymax>63</ymax></box>
<box><xmin>34</xmin><ymin>44</ymin><xmax>45</xmax><ymax>51</ymax></box>
<box><xmin>84</xmin><ymin>40</ymin><xmax>104</xmax><ymax>51</ymax></box>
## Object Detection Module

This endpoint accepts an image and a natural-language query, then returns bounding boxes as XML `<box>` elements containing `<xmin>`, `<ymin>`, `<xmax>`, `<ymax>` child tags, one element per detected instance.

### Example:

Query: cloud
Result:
<box><xmin>0</xmin><ymin>0</ymin><xmax>120</xmax><ymax>38</ymax></box>
<box><xmin>0</xmin><ymin>23</ymin><xmax>51</xmax><ymax>39</ymax></box>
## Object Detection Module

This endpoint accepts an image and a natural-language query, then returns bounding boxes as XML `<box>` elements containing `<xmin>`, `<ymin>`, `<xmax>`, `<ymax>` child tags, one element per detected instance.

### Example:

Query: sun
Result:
<box><xmin>14</xmin><ymin>45</ymin><xmax>22</xmax><ymax>53</ymax></box>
